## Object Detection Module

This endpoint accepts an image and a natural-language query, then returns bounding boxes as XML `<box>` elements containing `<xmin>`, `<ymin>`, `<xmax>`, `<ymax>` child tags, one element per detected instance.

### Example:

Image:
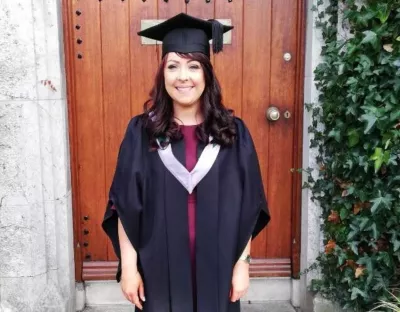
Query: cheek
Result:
<box><xmin>164</xmin><ymin>71</ymin><xmax>175</xmax><ymax>86</ymax></box>
<box><xmin>164</xmin><ymin>72</ymin><xmax>176</xmax><ymax>95</ymax></box>
<box><xmin>193</xmin><ymin>73</ymin><xmax>205</xmax><ymax>89</ymax></box>
<box><xmin>196</xmin><ymin>77</ymin><xmax>205</xmax><ymax>93</ymax></box>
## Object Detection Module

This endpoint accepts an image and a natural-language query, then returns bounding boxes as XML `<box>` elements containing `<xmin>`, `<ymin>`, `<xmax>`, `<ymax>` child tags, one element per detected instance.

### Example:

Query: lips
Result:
<box><xmin>175</xmin><ymin>86</ymin><xmax>193</xmax><ymax>93</ymax></box>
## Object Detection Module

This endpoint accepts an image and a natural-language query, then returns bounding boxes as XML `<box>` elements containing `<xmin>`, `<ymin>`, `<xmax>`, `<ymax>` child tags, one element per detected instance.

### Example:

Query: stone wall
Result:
<box><xmin>0</xmin><ymin>0</ymin><xmax>75</xmax><ymax>311</ymax></box>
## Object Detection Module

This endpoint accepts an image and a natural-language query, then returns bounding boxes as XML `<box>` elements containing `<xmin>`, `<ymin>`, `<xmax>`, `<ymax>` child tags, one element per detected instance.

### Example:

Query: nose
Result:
<box><xmin>178</xmin><ymin>67</ymin><xmax>189</xmax><ymax>81</ymax></box>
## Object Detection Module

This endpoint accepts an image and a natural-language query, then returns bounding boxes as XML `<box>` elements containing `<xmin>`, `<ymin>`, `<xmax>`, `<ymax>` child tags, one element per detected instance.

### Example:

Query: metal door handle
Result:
<box><xmin>266</xmin><ymin>106</ymin><xmax>280</xmax><ymax>121</ymax></box>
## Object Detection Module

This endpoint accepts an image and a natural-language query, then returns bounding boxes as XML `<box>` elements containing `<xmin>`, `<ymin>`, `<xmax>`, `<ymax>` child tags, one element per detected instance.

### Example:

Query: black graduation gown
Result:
<box><xmin>102</xmin><ymin>114</ymin><xmax>270</xmax><ymax>312</ymax></box>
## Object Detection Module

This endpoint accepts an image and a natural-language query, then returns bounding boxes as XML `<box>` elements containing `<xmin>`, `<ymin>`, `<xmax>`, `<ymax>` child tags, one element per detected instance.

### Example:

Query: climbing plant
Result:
<box><xmin>305</xmin><ymin>0</ymin><xmax>400</xmax><ymax>310</ymax></box>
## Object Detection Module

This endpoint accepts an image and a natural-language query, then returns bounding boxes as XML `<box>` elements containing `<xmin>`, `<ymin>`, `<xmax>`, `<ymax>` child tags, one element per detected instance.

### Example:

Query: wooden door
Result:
<box><xmin>63</xmin><ymin>0</ymin><xmax>305</xmax><ymax>281</ymax></box>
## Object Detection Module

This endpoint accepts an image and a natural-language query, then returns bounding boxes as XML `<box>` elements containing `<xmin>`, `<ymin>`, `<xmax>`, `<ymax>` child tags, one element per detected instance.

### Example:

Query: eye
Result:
<box><xmin>189</xmin><ymin>65</ymin><xmax>200</xmax><ymax>70</ymax></box>
<box><xmin>167</xmin><ymin>65</ymin><xmax>177</xmax><ymax>70</ymax></box>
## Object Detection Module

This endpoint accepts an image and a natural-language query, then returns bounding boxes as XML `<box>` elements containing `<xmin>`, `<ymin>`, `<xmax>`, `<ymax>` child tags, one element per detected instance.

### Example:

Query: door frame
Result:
<box><xmin>62</xmin><ymin>0</ymin><xmax>83</xmax><ymax>282</ymax></box>
<box><xmin>292</xmin><ymin>0</ymin><xmax>307</xmax><ymax>278</ymax></box>
<box><xmin>62</xmin><ymin>0</ymin><xmax>306</xmax><ymax>282</ymax></box>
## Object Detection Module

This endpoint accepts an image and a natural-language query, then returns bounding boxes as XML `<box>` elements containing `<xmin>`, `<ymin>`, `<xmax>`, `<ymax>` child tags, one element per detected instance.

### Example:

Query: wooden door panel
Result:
<box><xmin>242</xmin><ymin>0</ymin><xmax>272</xmax><ymax>259</ymax></box>
<box><xmin>101</xmin><ymin>0</ymin><xmax>132</xmax><ymax>262</ymax></box>
<box><xmin>130</xmin><ymin>2</ymin><xmax>159</xmax><ymax>117</ymax></box>
<box><xmin>214</xmin><ymin>0</ymin><xmax>243</xmax><ymax>120</ymax></box>
<box><xmin>73</xmin><ymin>0</ymin><xmax>107</xmax><ymax>261</ymax></box>
<box><xmin>266</xmin><ymin>0</ymin><xmax>299</xmax><ymax>258</ymax></box>
<box><xmin>186</xmin><ymin>0</ymin><xmax>214</xmax><ymax>19</ymax></box>
<box><xmin>65</xmin><ymin>0</ymin><xmax>304</xmax><ymax>281</ymax></box>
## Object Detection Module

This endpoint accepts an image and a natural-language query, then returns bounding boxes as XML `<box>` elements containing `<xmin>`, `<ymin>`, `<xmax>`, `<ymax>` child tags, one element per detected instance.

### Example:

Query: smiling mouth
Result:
<box><xmin>175</xmin><ymin>87</ymin><xmax>193</xmax><ymax>92</ymax></box>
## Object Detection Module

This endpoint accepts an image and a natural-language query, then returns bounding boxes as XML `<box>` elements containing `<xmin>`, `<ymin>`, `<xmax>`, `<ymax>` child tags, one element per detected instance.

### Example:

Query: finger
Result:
<box><xmin>122</xmin><ymin>291</ymin><xmax>131</xmax><ymax>303</ymax></box>
<box><xmin>139</xmin><ymin>282</ymin><xmax>146</xmax><ymax>302</ymax></box>
<box><xmin>235</xmin><ymin>291</ymin><xmax>244</xmax><ymax>302</ymax></box>
<box><xmin>128</xmin><ymin>292</ymin><xmax>137</xmax><ymax>305</ymax></box>
<box><xmin>231</xmin><ymin>291</ymin><xmax>239</xmax><ymax>302</ymax></box>
<box><xmin>133</xmin><ymin>295</ymin><xmax>143</xmax><ymax>310</ymax></box>
<box><xmin>122</xmin><ymin>290</ymin><xmax>134</xmax><ymax>304</ymax></box>
<box><xmin>235</xmin><ymin>290</ymin><xmax>245</xmax><ymax>302</ymax></box>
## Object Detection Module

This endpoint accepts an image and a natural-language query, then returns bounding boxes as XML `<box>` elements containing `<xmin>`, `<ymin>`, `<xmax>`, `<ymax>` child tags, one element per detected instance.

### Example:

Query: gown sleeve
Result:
<box><xmin>236</xmin><ymin>118</ymin><xmax>271</xmax><ymax>259</ymax></box>
<box><xmin>102</xmin><ymin>116</ymin><xmax>144</xmax><ymax>281</ymax></box>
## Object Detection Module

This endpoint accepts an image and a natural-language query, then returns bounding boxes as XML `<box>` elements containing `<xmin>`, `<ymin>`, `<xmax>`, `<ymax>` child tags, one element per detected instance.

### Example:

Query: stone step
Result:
<box><xmin>82</xmin><ymin>301</ymin><xmax>297</xmax><ymax>312</ymax></box>
<box><xmin>80</xmin><ymin>278</ymin><xmax>298</xmax><ymax>306</ymax></box>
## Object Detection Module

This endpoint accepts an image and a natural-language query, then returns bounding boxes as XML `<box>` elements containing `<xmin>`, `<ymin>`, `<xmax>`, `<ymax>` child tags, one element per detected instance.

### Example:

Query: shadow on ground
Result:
<box><xmin>82</xmin><ymin>301</ymin><xmax>296</xmax><ymax>312</ymax></box>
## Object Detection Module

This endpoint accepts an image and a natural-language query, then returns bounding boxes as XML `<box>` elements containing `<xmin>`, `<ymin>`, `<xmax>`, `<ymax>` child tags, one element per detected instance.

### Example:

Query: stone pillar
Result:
<box><xmin>0</xmin><ymin>0</ymin><xmax>75</xmax><ymax>311</ymax></box>
<box><xmin>300</xmin><ymin>0</ymin><xmax>326</xmax><ymax>311</ymax></box>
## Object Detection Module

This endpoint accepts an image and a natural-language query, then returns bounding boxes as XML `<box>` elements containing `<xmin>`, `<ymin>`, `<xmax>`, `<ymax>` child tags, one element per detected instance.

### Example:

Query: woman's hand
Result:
<box><xmin>121</xmin><ymin>270</ymin><xmax>146</xmax><ymax>310</ymax></box>
<box><xmin>229</xmin><ymin>261</ymin><xmax>250</xmax><ymax>302</ymax></box>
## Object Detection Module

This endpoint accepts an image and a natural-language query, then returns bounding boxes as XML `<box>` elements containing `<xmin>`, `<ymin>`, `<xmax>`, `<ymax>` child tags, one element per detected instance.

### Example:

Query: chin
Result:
<box><xmin>173</xmin><ymin>98</ymin><xmax>199</xmax><ymax>107</ymax></box>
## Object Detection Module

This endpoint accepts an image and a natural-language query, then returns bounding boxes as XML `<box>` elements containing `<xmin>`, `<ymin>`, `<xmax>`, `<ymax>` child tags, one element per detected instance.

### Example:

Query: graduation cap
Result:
<box><xmin>137</xmin><ymin>13</ymin><xmax>234</xmax><ymax>58</ymax></box>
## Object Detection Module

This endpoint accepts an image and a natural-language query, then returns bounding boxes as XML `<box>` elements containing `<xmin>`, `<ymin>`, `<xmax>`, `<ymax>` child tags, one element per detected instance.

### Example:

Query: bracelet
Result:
<box><xmin>239</xmin><ymin>254</ymin><xmax>251</xmax><ymax>264</ymax></box>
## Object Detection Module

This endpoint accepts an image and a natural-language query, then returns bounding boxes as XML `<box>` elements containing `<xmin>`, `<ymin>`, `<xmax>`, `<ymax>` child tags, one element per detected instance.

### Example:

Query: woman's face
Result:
<box><xmin>164</xmin><ymin>52</ymin><xmax>206</xmax><ymax>109</ymax></box>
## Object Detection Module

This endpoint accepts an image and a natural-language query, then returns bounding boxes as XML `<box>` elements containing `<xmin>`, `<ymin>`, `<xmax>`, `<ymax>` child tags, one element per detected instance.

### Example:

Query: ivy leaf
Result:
<box><xmin>358</xmin><ymin>54</ymin><xmax>374</xmax><ymax>69</ymax></box>
<box><xmin>369</xmin><ymin>148</ymin><xmax>390</xmax><ymax>173</ymax></box>
<box><xmin>361</xmin><ymin>114</ymin><xmax>377</xmax><ymax>134</ymax></box>
<box><xmin>340</xmin><ymin>208</ymin><xmax>349</xmax><ymax>220</ymax></box>
<box><xmin>378</xmin><ymin>252</ymin><xmax>391</xmax><ymax>267</ymax></box>
<box><xmin>356</xmin><ymin>9</ymin><xmax>377</xmax><ymax>26</ymax></box>
<box><xmin>394</xmin><ymin>239</ymin><xmax>400</xmax><ymax>252</ymax></box>
<box><xmin>348</xmin><ymin>228</ymin><xmax>359</xmax><ymax>241</ymax></box>
<box><xmin>361</xmin><ymin>31</ymin><xmax>379</xmax><ymax>49</ymax></box>
<box><xmin>390</xmin><ymin>109</ymin><xmax>400</xmax><ymax>121</ymax></box>
<box><xmin>328</xmin><ymin>129</ymin><xmax>341</xmax><ymax>142</ymax></box>
<box><xmin>370</xmin><ymin>192</ymin><xmax>394</xmax><ymax>214</ymax></box>
<box><xmin>351</xmin><ymin>287</ymin><xmax>368</xmax><ymax>300</ymax></box>
<box><xmin>346</xmin><ymin>77</ymin><xmax>358</xmax><ymax>85</ymax></box>
<box><xmin>347</xmin><ymin>129</ymin><xmax>360</xmax><ymax>147</ymax></box>
<box><xmin>359</xmin><ymin>217</ymin><xmax>370</xmax><ymax>231</ymax></box>
<box><xmin>370</xmin><ymin>148</ymin><xmax>384</xmax><ymax>172</ymax></box>
<box><xmin>370</xmin><ymin>223</ymin><xmax>378</xmax><ymax>240</ymax></box>
<box><xmin>349</xmin><ymin>241</ymin><xmax>359</xmax><ymax>255</ymax></box>
<box><xmin>376</xmin><ymin>3</ymin><xmax>390</xmax><ymax>24</ymax></box>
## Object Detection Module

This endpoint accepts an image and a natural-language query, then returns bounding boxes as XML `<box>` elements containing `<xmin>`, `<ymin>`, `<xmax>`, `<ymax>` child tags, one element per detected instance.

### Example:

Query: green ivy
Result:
<box><xmin>306</xmin><ymin>0</ymin><xmax>400</xmax><ymax>310</ymax></box>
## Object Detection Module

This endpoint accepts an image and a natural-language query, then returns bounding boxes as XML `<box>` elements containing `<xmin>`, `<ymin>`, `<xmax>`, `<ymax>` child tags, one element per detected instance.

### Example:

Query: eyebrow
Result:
<box><xmin>167</xmin><ymin>59</ymin><xmax>198</xmax><ymax>64</ymax></box>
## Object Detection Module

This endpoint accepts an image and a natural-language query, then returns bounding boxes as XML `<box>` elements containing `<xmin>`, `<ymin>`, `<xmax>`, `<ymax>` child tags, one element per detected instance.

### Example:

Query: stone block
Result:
<box><xmin>0</xmin><ymin>202</ymin><xmax>47</xmax><ymax>278</ymax></box>
<box><xmin>313</xmin><ymin>294</ymin><xmax>346</xmax><ymax>312</ymax></box>
<box><xmin>0</xmin><ymin>275</ymin><xmax>47</xmax><ymax>311</ymax></box>
<box><xmin>0</xmin><ymin>1</ymin><xmax>37</xmax><ymax>101</ymax></box>
<box><xmin>32</xmin><ymin>0</ymin><xmax>65</xmax><ymax>100</ymax></box>
<box><xmin>76</xmin><ymin>283</ymin><xmax>86</xmax><ymax>312</ymax></box>
<box><xmin>242</xmin><ymin>277</ymin><xmax>292</xmax><ymax>302</ymax></box>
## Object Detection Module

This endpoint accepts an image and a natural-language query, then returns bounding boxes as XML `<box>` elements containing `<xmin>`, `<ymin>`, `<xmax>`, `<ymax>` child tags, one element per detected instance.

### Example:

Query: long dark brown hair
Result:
<box><xmin>142</xmin><ymin>52</ymin><xmax>237</xmax><ymax>148</ymax></box>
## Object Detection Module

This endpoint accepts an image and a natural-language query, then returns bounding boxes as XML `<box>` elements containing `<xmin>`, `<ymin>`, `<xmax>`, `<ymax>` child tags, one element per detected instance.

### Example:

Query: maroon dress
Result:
<box><xmin>180</xmin><ymin>125</ymin><xmax>198</xmax><ymax>311</ymax></box>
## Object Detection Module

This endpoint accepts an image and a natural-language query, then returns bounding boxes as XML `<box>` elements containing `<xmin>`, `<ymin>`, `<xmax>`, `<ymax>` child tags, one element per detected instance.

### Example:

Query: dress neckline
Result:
<box><xmin>180</xmin><ymin>124</ymin><xmax>198</xmax><ymax>128</ymax></box>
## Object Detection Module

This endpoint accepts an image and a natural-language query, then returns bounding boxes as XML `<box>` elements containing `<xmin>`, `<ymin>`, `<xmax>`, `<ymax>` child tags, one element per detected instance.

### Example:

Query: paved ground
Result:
<box><xmin>82</xmin><ymin>301</ymin><xmax>297</xmax><ymax>312</ymax></box>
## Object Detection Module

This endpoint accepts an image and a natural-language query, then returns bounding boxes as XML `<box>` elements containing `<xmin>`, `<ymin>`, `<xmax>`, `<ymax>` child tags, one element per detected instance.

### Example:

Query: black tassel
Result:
<box><xmin>209</xmin><ymin>19</ymin><xmax>224</xmax><ymax>54</ymax></box>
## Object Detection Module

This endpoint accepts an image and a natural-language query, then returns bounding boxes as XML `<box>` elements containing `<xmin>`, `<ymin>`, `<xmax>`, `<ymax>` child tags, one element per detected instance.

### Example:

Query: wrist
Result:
<box><xmin>121</xmin><ymin>259</ymin><xmax>138</xmax><ymax>273</ymax></box>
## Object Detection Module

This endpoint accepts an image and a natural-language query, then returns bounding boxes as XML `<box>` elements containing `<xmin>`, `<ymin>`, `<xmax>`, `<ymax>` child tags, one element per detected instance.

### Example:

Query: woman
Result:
<box><xmin>102</xmin><ymin>13</ymin><xmax>270</xmax><ymax>312</ymax></box>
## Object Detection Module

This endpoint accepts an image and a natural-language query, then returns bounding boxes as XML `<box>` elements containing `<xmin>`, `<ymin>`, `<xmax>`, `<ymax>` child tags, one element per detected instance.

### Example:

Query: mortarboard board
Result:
<box><xmin>137</xmin><ymin>13</ymin><xmax>234</xmax><ymax>59</ymax></box>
